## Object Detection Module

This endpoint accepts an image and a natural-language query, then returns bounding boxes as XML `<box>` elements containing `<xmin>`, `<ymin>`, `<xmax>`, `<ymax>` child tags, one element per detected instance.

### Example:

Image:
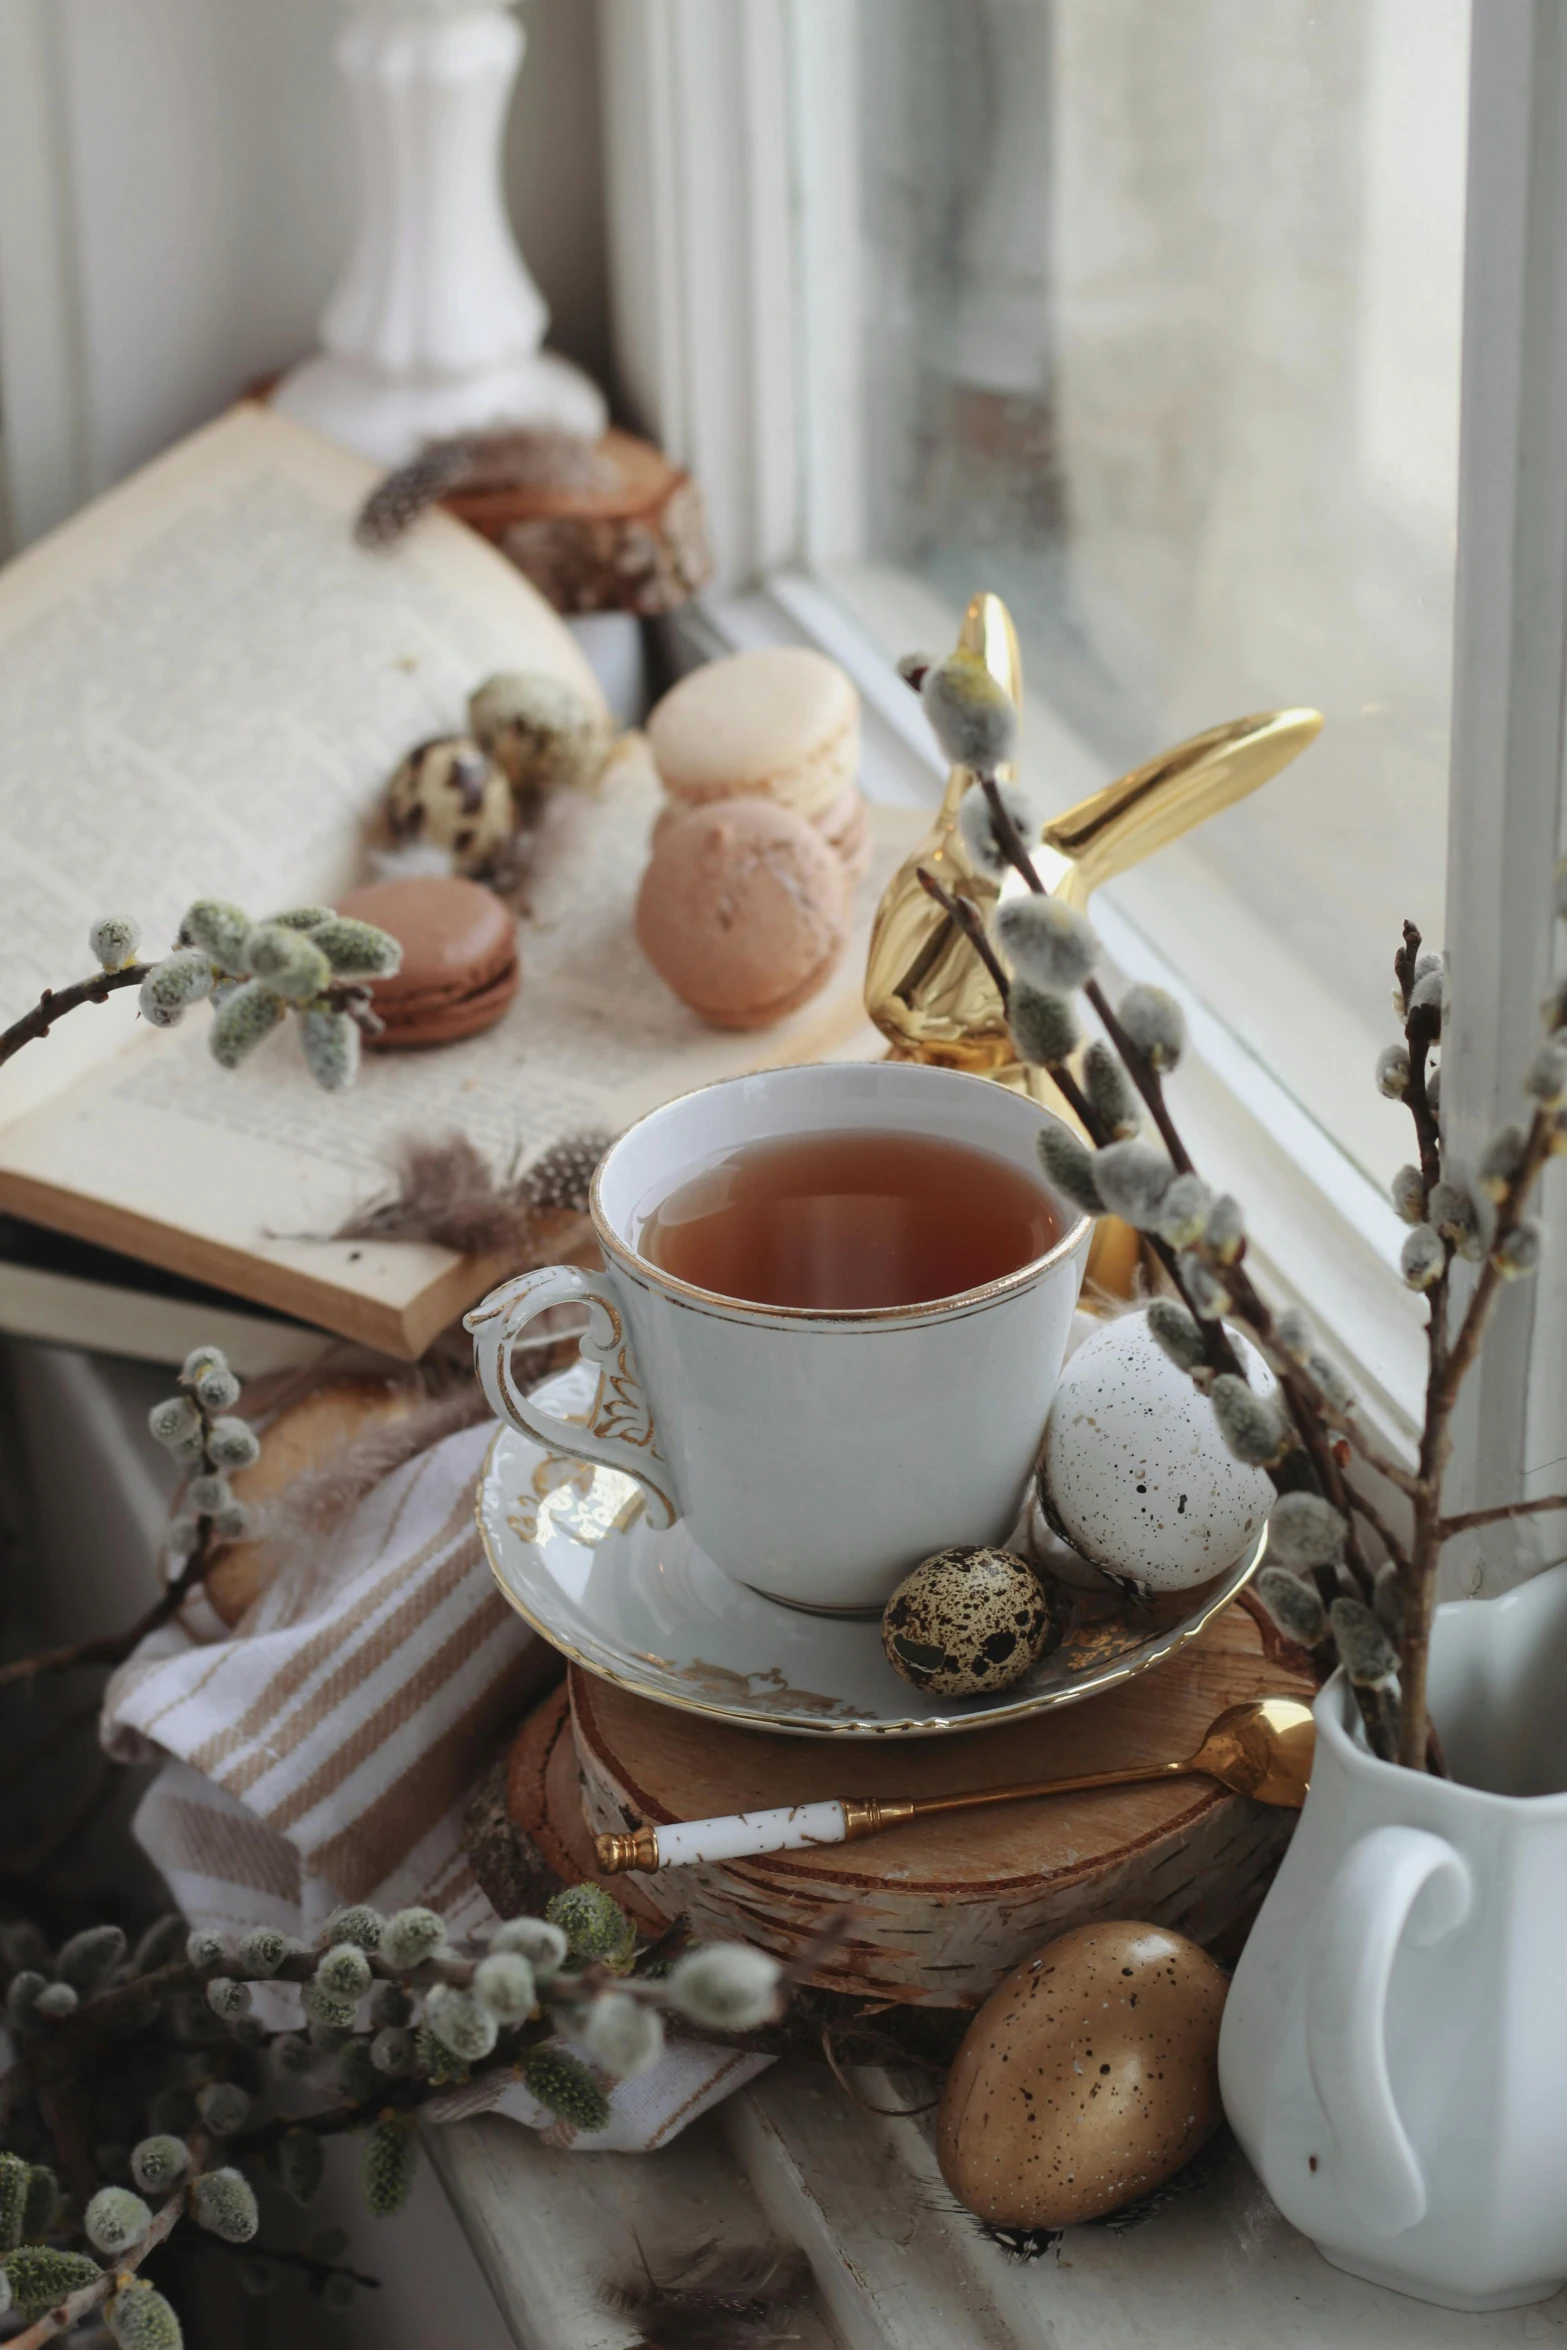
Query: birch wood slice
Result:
<box><xmin>505</xmin><ymin>1677</ymin><xmax>669</xmax><ymax>1935</ymax></box>
<box><xmin>442</xmin><ymin>428</ymin><xmax>712</xmax><ymax>616</ymax></box>
<box><xmin>567</xmin><ymin>1601</ymin><xmax>1313</xmax><ymax>2006</ymax></box>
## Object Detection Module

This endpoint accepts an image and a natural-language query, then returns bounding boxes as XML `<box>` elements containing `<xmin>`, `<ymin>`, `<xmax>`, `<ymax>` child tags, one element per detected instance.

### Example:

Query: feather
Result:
<box><xmin>355</xmin><ymin>429</ymin><xmax>618</xmax><ymax>546</ymax></box>
<box><xmin>355</xmin><ymin>439</ymin><xmax>481</xmax><ymax>546</ymax></box>
<box><xmin>333</xmin><ymin>1131</ymin><xmax>613</xmax><ymax>1257</ymax></box>
<box><xmin>249</xmin><ymin>1378</ymin><xmax>489</xmax><ymax>1558</ymax></box>
<box><xmin>604</xmin><ymin>2243</ymin><xmax>814</xmax><ymax>2348</ymax></box>
<box><xmin>983</xmin><ymin>2224</ymin><xmax>1063</xmax><ymax>2262</ymax></box>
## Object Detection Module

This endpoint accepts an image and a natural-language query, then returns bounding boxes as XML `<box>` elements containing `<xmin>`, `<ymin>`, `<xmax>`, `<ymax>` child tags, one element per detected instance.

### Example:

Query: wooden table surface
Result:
<box><xmin>429</xmin><ymin>2060</ymin><xmax>1567</xmax><ymax>2350</ymax></box>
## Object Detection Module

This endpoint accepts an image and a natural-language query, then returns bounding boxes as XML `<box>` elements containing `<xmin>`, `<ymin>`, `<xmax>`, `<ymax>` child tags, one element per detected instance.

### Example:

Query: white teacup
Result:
<box><xmin>466</xmin><ymin>1061</ymin><xmax>1091</xmax><ymax>1613</ymax></box>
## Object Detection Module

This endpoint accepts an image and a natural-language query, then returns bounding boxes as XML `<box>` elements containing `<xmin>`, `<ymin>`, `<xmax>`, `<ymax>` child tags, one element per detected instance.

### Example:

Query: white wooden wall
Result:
<box><xmin>0</xmin><ymin>0</ymin><xmax>611</xmax><ymax>552</ymax></box>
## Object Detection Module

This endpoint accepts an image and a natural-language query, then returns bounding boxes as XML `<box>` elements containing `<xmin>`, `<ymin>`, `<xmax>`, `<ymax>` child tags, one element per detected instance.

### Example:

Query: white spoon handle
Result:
<box><xmin>597</xmin><ymin>1800</ymin><xmax>848</xmax><ymax>1873</ymax></box>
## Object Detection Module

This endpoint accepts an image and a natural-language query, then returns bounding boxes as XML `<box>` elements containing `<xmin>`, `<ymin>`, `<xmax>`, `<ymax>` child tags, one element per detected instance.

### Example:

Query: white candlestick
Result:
<box><xmin>275</xmin><ymin>0</ymin><xmax>606</xmax><ymax>467</ymax></box>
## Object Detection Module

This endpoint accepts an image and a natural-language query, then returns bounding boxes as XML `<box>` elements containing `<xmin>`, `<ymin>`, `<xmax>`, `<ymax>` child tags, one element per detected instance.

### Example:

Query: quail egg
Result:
<box><xmin>468</xmin><ymin>671</ymin><xmax>611</xmax><ymax>797</ymax></box>
<box><xmin>386</xmin><ymin>735</ymin><xmax>514</xmax><ymax>875</ymax></box>
<box><xmin>881</xmin><ymin>1546</ymin><xmax>1058</xmax><ymax>1697</ymax></box>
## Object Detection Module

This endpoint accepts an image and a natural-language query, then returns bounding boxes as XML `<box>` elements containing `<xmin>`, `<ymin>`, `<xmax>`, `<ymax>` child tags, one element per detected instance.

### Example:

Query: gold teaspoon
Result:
<box><xmin>593</xmin><ymin>1696</ymin><xmax>1315</xmax><ymax>1875</ymax></box>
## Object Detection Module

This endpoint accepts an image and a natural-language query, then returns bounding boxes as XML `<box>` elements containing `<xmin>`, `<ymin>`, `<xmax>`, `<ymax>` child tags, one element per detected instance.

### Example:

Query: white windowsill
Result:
<box><xmin>671</xmin><ymin>568</ymin><xmax>1427</xmax><ymax>1454</ymax></box>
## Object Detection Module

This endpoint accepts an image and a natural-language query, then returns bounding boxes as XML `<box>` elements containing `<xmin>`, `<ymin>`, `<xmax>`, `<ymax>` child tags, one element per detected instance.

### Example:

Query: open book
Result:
<box><xmin>0</xmin><ymin>407</ymin><xmax>922</xmax><ymax>1358</ymax></box>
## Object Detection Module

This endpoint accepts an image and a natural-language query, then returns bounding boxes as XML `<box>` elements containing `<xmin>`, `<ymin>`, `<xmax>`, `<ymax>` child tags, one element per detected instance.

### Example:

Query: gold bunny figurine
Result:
<box><xmin>865</xmin><ymin>592</ymin><xmax>1323</xmax><ymax>1082</ymax></box>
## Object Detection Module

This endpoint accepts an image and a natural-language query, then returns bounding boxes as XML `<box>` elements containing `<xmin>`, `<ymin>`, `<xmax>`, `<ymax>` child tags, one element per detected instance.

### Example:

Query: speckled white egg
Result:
<box><xmin>1040</xmin><ymin>1311</ymin><xmax>1274</xmax><ymax>1592</ymax></box>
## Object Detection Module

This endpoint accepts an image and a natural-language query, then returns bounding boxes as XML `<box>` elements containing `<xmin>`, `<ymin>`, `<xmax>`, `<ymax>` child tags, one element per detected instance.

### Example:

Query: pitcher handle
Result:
<box><xmin>1304</xmin><ymin>1823</ymin><xmax>1471</xmax><ymax>2237</ymax></box>
<box><xmin>465</xmin><ymin>1265</ymin><xmax>681</xmax><ymax>1531</ymax></box>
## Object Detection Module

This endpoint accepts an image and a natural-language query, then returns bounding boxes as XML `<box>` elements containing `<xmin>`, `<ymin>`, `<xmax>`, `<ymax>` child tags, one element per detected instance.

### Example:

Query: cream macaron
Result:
<box><xmin>646</xmin><ymin>646</ymin><xmax>866</xmax><ymax>874</ymax></box>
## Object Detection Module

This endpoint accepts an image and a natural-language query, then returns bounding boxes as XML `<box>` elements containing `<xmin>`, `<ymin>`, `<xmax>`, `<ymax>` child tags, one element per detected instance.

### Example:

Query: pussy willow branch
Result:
<box><xmin>232</xmin><ymin>1915</ymin><xmax>857</xmax><ymax>2161</ymax></box>
<box><xmin>924</xmin><ymin>886</ymin><xmax>1214</xmax><ymax>1342</ymax></box>
<box><xmin>0</xmin><ymin>964</ymin><xmax>151</xmax><ymax>1068</ymax></box>
<box><xmin>913</xmin><ymin>868</ymin><xmax>1015</xmax><ymax>1012</ymax></box>
<box><xmin>969</xmin><ymin>770</ymin><xmax>1403</xmax><ymax>1616</ymax></box>
<box><xmin>1437</xmin><ymin>1491</ymin><xmax>1567</xmax><ymax>1538</ymax></box>
<box><xmin>1397</xmin><ymin>922</ymin><xmax>1443</xmax><ymax>1198</ymax></box>
<box><xmin>1099</xmin><ymin>1032</ymin><xmax>1381</xmax><ymax>1581</ymax></box>
<box><xmin>1082</xmin><ymin>980</ymin><xmax>1196</xmax><ymax>1176</ymax></box>
<box><xmin>1394</xmin><ymin>918</ymin><xmax>1455</xmax><ymax>1770</ymax></box>
<box><xmin>915</xmin><ymin>869</ymin><xmax>1104</xmax><ymax>1140</ymax></box>
<box><xmin>1435</xmin><ymin>1105</ymin><xmax>1554</xmax><ymax>1410</ymax></box>
<box><xmin>1204</xmin><ymin>1251</ymin><xmax>1377</xmax><ymax>1598</ymax></box>
<box><xmin>983</xmin><ymin>763</ymin><xmax>1416</xmax><ymax>1500</ymax></box>
<box><xmin>965</xmin><ymin>762</ymin><xmax>1552</xmax><ymax>1766</ymax></box>
<box><xmin>969</xmin><ymin>779</ymin><xmax>1248</xmax><ymax>1383</ymax></box>
<box><xmin>1399</xmin><ymin>1101</ymin><xmax>1557</xmax><ymax>1767</ymax></box>
<box><xmin>972</xmin><ymin>769</ymin><xmax>1373</xmax><ymax>1528</ymax></box>
<box><xmin>0</xmin><ymin>1520</ymin><xmax>216</xmax><ymax>1689</ymax></box>
<box><xmin>9</xmin><ymin>1912</ymin><xmax>839</xmax><ymax>2155</ymax></box>
<box><xmin>9</xmin><ymin>2146</ymin><xmax>205</xmax><ymax>2350</ymax></box>
<box><xmin>1081</xmin><ymin>925</ymin><xmax>1408</xmax><ymax>1532</ymax></box>
<box><xmin>976</xmin><ymin>777</ymin><xmax>1197</xmax><ymax>1172</ymax></box>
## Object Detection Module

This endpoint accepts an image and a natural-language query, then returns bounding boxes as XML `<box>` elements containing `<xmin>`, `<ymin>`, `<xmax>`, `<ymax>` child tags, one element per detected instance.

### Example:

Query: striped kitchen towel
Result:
<box><xmin>101</xmin><ymin>1414</ymin><xmax>768</xmax><ymax>2151</ymax></box>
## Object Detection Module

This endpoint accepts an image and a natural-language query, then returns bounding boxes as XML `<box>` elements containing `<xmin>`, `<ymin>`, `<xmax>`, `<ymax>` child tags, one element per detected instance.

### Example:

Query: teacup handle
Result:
<box><xmin>1304</xmin><ymin>1823</ymin><xmax>1471</xmax><ymax>2236</ymax></box>
<box><xmin>465</xmin><ymin>1265</ymin><xmax>681</xmax><ymax>1531</ymax></box>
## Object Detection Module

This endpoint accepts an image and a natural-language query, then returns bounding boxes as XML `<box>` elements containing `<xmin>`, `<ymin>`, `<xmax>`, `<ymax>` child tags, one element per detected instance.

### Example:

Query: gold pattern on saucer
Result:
<box><xmin>508</xmin><ymin>1454</ymin><xmax>645</xmax><ymax>1548</ymax></box>
<box><xmin>659</xmin><ymin>1657</ymin><xmax>861</xmax><ymax>1720</ymax></box>
<box><xmin>863</xmin><ymin>590</ymin><xmax>1322</xmax><ymax>1080</ymax></box>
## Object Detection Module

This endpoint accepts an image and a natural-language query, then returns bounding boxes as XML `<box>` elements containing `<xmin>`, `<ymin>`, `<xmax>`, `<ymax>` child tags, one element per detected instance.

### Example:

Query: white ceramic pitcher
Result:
<box><xmin>1220</xmin><ymin>1559</ymin><xmax>1567</xmax><ymax>2312</ymax></box>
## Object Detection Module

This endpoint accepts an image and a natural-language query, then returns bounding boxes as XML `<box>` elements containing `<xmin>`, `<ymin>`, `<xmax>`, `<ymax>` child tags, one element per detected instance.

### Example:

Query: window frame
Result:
<box><xmin>602</xmin><ymin>0</ymin><xmax>1567</xmax><ymax>1537</ymax></box>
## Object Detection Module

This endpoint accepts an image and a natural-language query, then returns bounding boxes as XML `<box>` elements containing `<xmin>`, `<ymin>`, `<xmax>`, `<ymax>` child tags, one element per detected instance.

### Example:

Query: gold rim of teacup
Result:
<box><xmin>586</xmin><ymin>1061</ymin><xmax>1093</xmax><ymax>1328</ymax></box>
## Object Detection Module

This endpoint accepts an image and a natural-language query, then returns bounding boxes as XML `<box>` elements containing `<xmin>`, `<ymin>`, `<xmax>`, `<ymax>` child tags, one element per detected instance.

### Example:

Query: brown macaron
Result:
<box><xmin>635</xmin><ymin>796</ymin><xmax>849</xmax><ymax>1030</ymax></box>
<box><xmin>337</xmin><ymin>877</ymin><xmax>519</xmax><ymax>1048</ymax></box>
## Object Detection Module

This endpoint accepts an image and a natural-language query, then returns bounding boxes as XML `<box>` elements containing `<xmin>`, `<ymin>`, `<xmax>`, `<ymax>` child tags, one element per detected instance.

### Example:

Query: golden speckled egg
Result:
<box><xmin>938</xmin><ymin>1921</ymin><xmax>1228</xmax><ymax>2227</ymax></box>
<box><xmin>386</xmin><ymin>735</ymin><xmax>514</xmax><ymax>874</ymax></box>
<box><xmin>881</xmin><ymin>1546</ymin><xmax>1057</xmax><ymax>1696</ymax></box>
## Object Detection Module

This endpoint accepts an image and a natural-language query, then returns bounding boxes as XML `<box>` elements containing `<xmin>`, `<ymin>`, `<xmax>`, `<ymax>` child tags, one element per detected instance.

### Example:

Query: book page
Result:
<box><xmin>0</xmin><ymin>404</ymin><xmax>604</xmax><ymax>1123</ymax></box>
<box><xmin>0</xmin><ymin>747</ymin><xmax>925</xmax><ymax>1354</ymax></box>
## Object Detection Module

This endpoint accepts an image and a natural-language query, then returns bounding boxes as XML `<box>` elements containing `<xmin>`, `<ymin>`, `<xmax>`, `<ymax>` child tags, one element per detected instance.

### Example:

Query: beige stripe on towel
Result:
<box><xmin>103</xmin><ymin>1419</ymin><xmax>529</xmax><ymax>1935</ymax></box>
<box><xmin>102</xmin><ymin>1400</ymin><xmax>773</xmax><ymax>2156</ymax></box>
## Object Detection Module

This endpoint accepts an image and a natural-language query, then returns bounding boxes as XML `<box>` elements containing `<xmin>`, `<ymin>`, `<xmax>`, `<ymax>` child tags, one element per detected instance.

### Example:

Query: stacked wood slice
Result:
<box><xmin>506</xmin><ymin>1601</ymin><xmax>1313</xmax><ymax>2006</ymax></box>
<box><xmin>443</xmin><ymin>428</ymin><xmax>711</xmax><ymax>616</ymax></box>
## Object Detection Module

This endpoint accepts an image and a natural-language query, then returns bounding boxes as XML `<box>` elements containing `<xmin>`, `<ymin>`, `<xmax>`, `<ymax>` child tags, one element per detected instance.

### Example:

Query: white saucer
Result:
<box><xmin>475</xmin><ymin>1364</ymin><xmax>1267</xmax><ymax>1740</ymax></box>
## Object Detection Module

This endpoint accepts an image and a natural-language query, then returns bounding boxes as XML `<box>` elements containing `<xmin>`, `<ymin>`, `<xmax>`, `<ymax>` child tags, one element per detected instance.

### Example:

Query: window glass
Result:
<box><xmin>793</xmin><ymin>0</ymin><xmax>1469</xmax><ymax>1187</ymax></box>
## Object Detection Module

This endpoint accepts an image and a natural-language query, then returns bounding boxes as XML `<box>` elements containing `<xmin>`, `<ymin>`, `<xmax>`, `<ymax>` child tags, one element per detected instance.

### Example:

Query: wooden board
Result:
<box><xmin>565</xmin><ymin>1601</ymin><xmax>1313</xmax><ymax>2006</ymax></box>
